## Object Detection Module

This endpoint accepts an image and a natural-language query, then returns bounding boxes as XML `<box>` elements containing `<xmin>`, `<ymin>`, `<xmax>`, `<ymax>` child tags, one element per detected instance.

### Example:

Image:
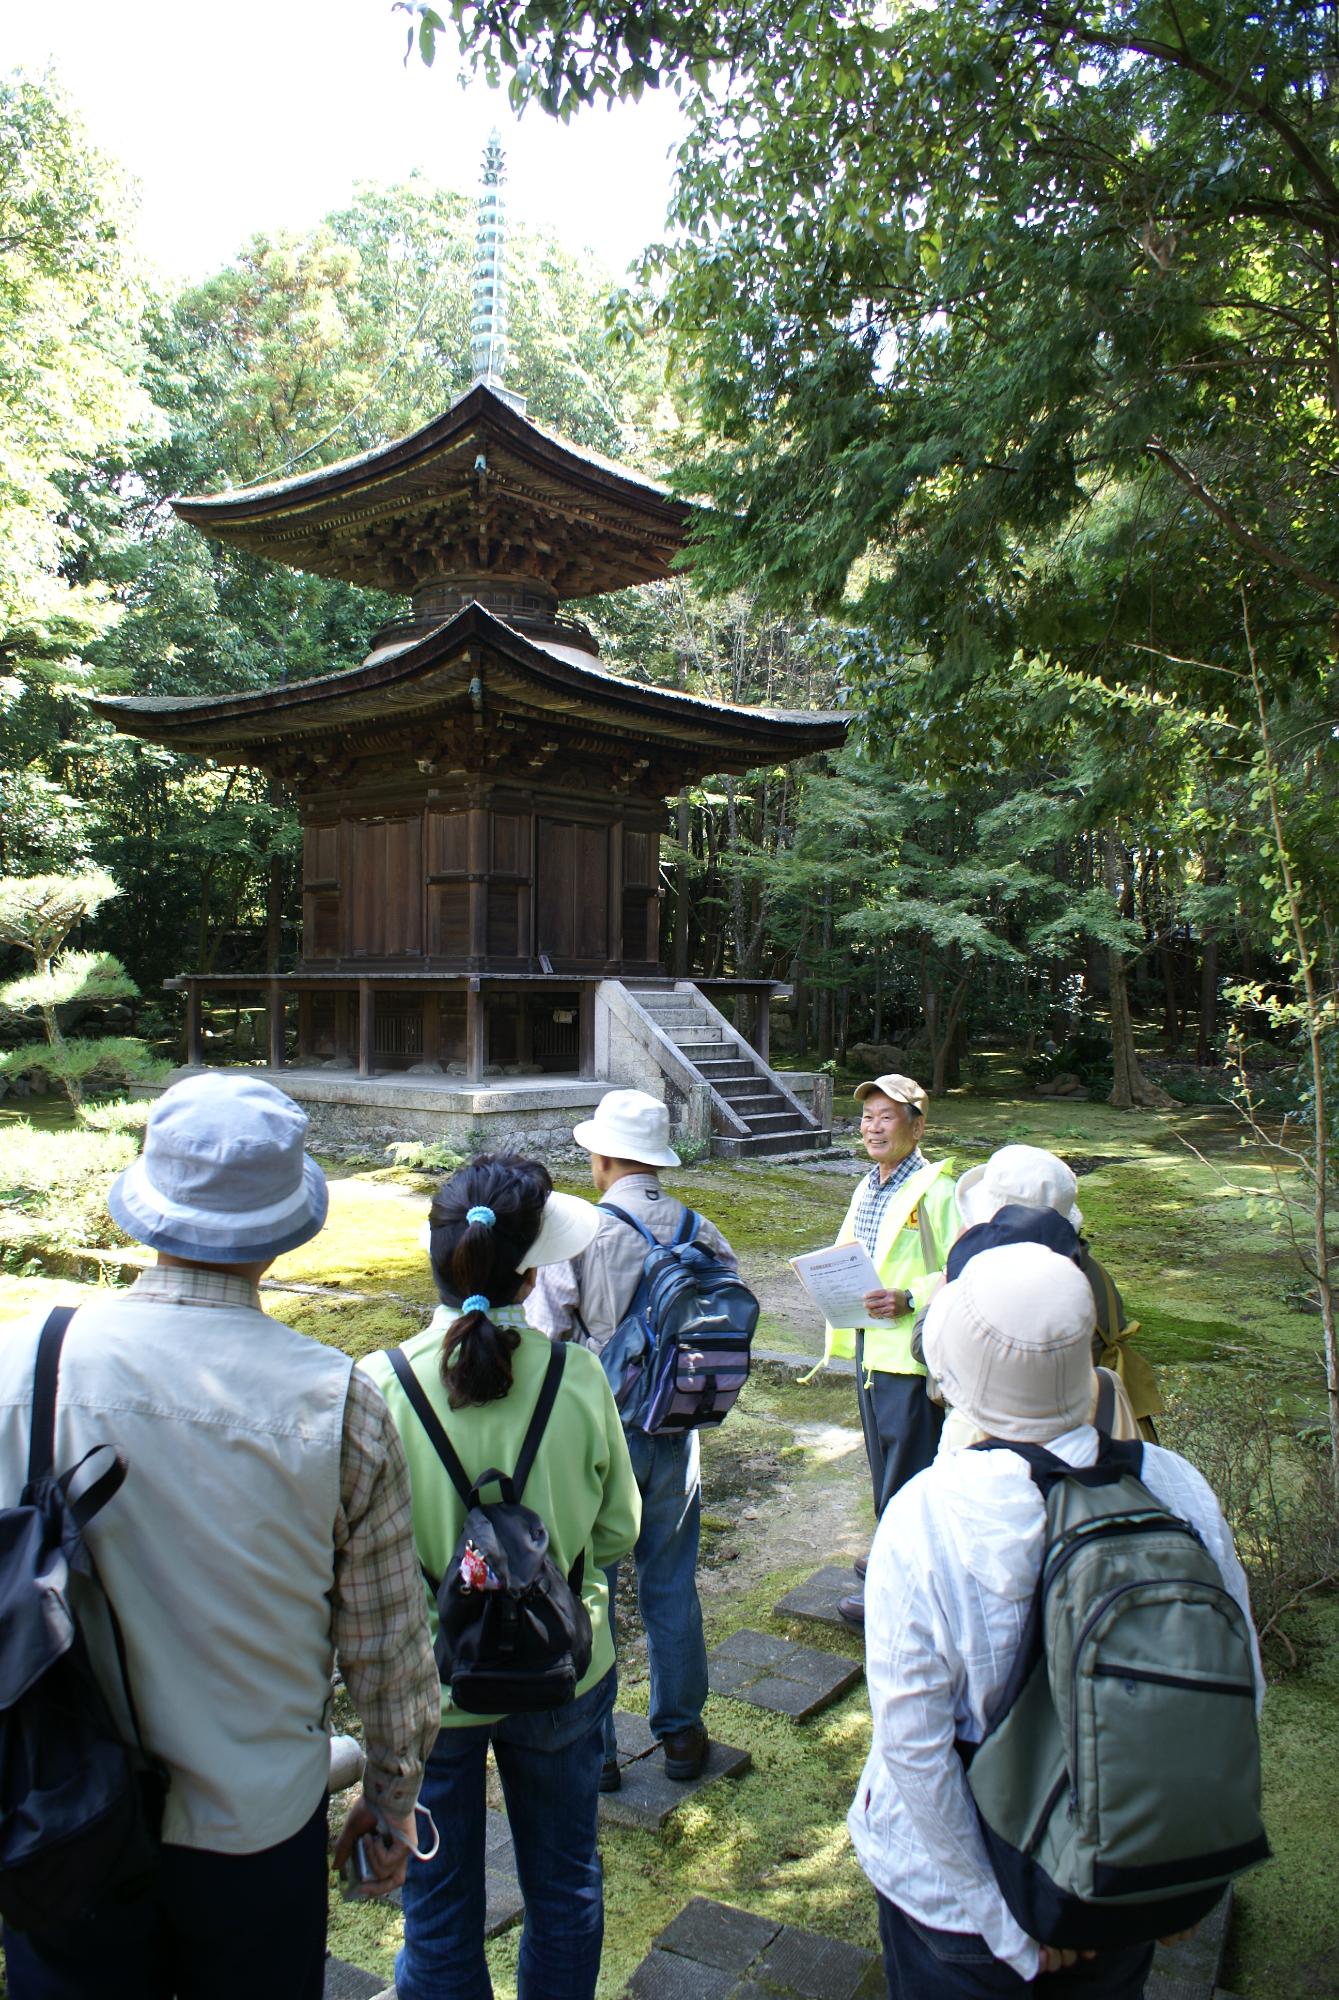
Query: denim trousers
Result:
<box><xmin>3</xmin><ymin>1792</ymin><xmax>328</xmax><ymax>2000</ymax></box>
<box><xmin>876</xmin><ymin>1894</ymin><xmax>1155</xmax><ymax>2000</ymax></box>
<box><xmin>601</xmin><ymin>1427</ymin><xmax>708</xmax><ymax>1760</ymax></box>
<box><xmin>396</xmin><ymin>1669</ymin><xmax>615</xmax><ymax>2000</ymax></box>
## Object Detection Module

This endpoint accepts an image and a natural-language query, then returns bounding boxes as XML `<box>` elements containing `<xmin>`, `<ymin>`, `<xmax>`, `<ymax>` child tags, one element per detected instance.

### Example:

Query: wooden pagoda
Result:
<box><xmin>92</xmin><ymin>144</ymin><xmax>847</xmax><ymax>1099</ymax></box>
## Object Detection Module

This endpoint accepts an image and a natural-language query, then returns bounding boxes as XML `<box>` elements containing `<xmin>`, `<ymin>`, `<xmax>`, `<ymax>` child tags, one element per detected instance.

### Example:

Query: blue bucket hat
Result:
<box><xmin>108</xmin><ymin>1072</ymin><xmax>328</xmax><ymax>1264</ymax></box>
<box><xmin>945</xmin><ymin>1201</ymin><xmax>1081</xmax><ymax>1284</ymax></box>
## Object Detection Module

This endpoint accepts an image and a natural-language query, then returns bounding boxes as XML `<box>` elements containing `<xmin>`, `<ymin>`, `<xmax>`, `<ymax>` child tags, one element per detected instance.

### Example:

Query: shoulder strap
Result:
<box><xmin>383</xmin><ymin>1348</ymin><xmax>475</xmax><ymax>1508</ymax></box>
<box><xmin>972</xmin><ymin>1431</ymin><xmax>1143</xmax><ymax>1496</ymax></box>
<box><xmin>510</xmin><ymin>1343</ymin><xmax>567</xmax><ymax>1501</ymax></box>
<box><xmin>27</xmin><ymin>1305</ymin><xmax>77</xmax><ymax>1489</ymax></box>
<box><xmin>596</xmin><ymin>1200</ymin><xmax>657</xmax><ymax>1247</ymax></box>
<box><xmin>673</xmin><ymin>1208</ymin><xmax>700</xmax><ymax>1247</ymax></box>
<box><xmin>1094</xmin><ymin>1366</ymin><xmax>1116</xmax><ymax>1434</ymax></box>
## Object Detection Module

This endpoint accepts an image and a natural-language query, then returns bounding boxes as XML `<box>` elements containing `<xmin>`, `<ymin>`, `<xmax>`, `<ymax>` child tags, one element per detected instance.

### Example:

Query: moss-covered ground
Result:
<box><xmin>1</xmin><ymin>1079</ymin><xmax>1335</xmax><ymax>1995</ymax></box>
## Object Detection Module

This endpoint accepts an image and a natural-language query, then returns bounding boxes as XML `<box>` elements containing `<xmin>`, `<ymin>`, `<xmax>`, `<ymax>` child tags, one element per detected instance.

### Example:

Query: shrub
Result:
<box><xmin>1160</xmin><ymin>1372</ymin><xmax>1339</xmax><ymax>1673</ymax></box>
<box><xmin>384</xmin><ymin>1140</ymin><xmax>468</xmax><ymax>1176</ymax></box>
<box><xmin>0</xmin><ymin>1117</ymin><xmax>139</xmax><ymax>1260</ymax></box>
<box><xmin>0</xmin><ymin>1037</ymin><xmax>168</xmax><ymax>1096</ymax></box>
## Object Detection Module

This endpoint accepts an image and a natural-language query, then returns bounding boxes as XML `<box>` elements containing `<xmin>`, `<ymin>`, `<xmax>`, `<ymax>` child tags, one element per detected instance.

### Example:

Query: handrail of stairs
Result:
<box><xmin>670</xmin><ymin>981</ymin><xmax>820</xmax><ymax>1133</ymax></box>
<box><xmin>596</xmin><ymin>981</ymin><xmax>750</xmax><ymax>1140</ymax></box>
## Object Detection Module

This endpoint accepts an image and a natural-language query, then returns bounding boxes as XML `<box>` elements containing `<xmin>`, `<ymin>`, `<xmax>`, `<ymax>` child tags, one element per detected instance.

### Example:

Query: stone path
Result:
<box><xmin>774</xmin><ymin>1565</ymin><xmax>864</xmax><ymax>1628</ymax></box>
<box><xmin>599</xmin><ymin>1711</ymin><xmax>752</xmax><ymax>1830</ymax></box>
<box><xmin>324</xmin><ymin>1958</ymin><xmax>387</xmax><ymax>1999</ymax></box>
<box><xmin>708</xmin><ymin>1628</ymin><xmax>863</xmax><ymax>1718</ymax></box>
<box><xmin>627</xmin><ymin>1896</ymin><xmax>883</xmax><ymax>1999</ymax></box>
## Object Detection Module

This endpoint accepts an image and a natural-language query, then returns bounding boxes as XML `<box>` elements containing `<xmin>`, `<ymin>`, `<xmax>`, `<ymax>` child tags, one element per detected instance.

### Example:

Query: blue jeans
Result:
<box><xmin>601</xmin><ymin>1428</ymin><xmax>707</xmax><ymax>1759</ymax></box>
<box><xmin>876</xmin><ymin>1894</ymin><xmax>1155</xmax><ymax>1999</ymax></box>
<box><xmin>396</xmin><ymin>1669</ymin><xmax>615</xmax><ymax>2000</ymax></box>
<box><xmin>4</xmin><ymin>1792</ymin><xmax>328</xmax><ymax>2000</ymax></box>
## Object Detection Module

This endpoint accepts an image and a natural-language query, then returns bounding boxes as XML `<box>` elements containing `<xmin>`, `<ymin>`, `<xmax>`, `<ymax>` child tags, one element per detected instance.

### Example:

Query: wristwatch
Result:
<box><xmin>905</xmin><ymin>1291</ymin><xmax>916</xmax><ymax>1314</ymax></box>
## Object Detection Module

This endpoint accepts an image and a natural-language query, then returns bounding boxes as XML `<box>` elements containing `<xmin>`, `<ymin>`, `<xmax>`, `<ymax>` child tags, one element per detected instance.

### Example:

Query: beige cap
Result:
<box><xmin>852</xmin><ymin>1073</ymin><xmax>928</xmax><ymax>1113</ymax></box>
<box><xmin>921</xmin><ymin>1242</ymin><xmax>1096</xmax><ymax>1442</ymax></box>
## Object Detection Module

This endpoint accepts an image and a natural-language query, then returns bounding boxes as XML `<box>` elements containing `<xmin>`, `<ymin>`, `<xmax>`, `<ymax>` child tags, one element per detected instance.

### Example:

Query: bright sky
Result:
<box><xmin>9</xmin><ymin>0</ymin><xmax>687</xmax><ymax>285</ymax></box>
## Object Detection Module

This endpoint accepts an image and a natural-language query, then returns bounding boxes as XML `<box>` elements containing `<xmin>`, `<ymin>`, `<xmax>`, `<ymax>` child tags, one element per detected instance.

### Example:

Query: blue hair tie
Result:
<box><xmin>466</xmin><ymin>1205</ymin><xmax>496</xmax><ymax>1228</ymax></box>
<box><xmin>461</xmin><ymin>1294</ymin><xmax>491</xmax><ymax>1315</ymax></box>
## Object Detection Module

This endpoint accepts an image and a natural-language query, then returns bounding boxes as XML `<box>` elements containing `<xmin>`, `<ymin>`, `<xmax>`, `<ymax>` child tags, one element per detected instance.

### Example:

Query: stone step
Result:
<box><xmin>696</xmin><ymin>1058</ymin><xmax>758</xmax><ymax>1079</ymax></box>
<box><xmin>715</xmin><ymin>1088</ymin><xmax>787</xmax><ymax>1110</ymax></box>
<box><xmin>674</xmin><ymin>1038</ymin><xmax>733</xmax><ymax>1059</ymax></box>
<box><xmin>713</xmin><ymin>1129</ymin><xmax>822</xmax><ymax>1157</ymax></box>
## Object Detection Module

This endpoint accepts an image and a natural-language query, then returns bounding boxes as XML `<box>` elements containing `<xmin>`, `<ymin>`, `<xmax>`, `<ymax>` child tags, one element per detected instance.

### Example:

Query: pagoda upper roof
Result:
<box><xmin>171</xmin><ymin>383</ymin><xmax>692</xmax><ymax>599</ymax></box>
<box><xmin>90</xmin><ymin>602</ymin><xmax>848</xmax><ymax>781</ymax></box>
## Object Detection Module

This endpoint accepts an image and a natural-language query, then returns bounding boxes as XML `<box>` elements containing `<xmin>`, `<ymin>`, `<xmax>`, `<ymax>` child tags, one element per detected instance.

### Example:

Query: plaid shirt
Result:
<box><xmin>130</xmin><ymin>1266</ymin><xmax>438</xmax><ymax>1818</ymax></box>
<box><xmin>851</xmin><ymin>1148</ymin><xmax>928</xmax><ymax>1258</ymax></box>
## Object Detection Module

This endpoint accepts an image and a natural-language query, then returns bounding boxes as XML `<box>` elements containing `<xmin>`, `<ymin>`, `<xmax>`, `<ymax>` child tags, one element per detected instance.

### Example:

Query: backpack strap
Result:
<box><xmin>1094</xmin><ymin>1366</ymin><xmax>1117</xmax><ymax>1435</ymax></box>
<box><xmin>510</xmin><ymin>1343</ymin><xmax>567</xmax><ymax>1502</ymax></box>
<box><xmin>972</xmin><ymin>1431</ymin><xmax>1144</xmax><ymax>1495</ymax></box>
<box><xmin>674</xmin><ymin>1208</ymin><xmax>701</xmax><ymax>1247</ymax></box>
<box><xmin>27</xmin><ymin>1305</ymin><xmax>77</xmax><ymax>1490</ymax></box>
<box><xmin>383</xmin><ymin>1348</ymin><xmax>475</xmax><ymax>1508</ymax></box>
<box><xmin>596</xmin><ymin>1200</ymin><xmax>658</xmax><ymax>1247</ymax></box>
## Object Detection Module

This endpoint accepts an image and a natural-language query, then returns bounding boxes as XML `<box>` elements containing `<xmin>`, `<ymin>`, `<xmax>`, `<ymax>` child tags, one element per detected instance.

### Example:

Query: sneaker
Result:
<box><xmin>598</xmin><ymin>1756</ymin><xmax>622</xmax><ymax>1794</ymax></box>
<box><xmin>660</xmin><ymin>1724</ymin><xmax>710</xmax><ymax>1781</ymax></box>
<box><xmin>837</xmin><ymin>1593</ymin><xmax>865</xmax><ymax>1628</ymax></box>
<box><xmin>853</xmin><ymin>1553</ymin><xmax>869</xmax><ymax>1580</ymax></box>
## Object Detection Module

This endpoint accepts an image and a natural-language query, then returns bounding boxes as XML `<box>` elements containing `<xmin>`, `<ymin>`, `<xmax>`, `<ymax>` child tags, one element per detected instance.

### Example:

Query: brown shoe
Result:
<box><xmin>837</xmin><ymin>1593</ymin><xmax>865</xmax><ymax>1628</ymax></box>
<box><xmin>661</xmin><ymin>1724</ymin><xmax>710</xmax><ymax>1780</ymax></box>
<box><xmin>853</xmin><ymin>1553</ymin><xmax>869</xmax><ymax>1580</ymax></box>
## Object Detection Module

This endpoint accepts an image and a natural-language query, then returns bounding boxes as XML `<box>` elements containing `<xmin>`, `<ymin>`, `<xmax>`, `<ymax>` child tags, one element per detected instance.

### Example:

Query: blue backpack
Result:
<box><xmin>591</xmin><ymin>1203</ymin><xmax>759</xmax><ymax>1435</ymax></box>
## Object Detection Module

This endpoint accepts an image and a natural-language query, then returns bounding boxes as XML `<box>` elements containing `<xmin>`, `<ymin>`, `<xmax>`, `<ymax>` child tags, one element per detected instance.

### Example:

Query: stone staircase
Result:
<box><xmin>629</xmin><ymin>985</ymin><xmax>827</xmax><ymax>1158</ymax></box>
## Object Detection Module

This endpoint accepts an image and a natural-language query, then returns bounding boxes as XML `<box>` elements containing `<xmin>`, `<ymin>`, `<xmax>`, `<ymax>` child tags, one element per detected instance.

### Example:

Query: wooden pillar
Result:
<box><xmin>466</xmin><ymin>979</ymin><xmax>485</xmax><ymax>1083</ymax></box>
<box><xmin>186</xmin><ymin>982</ymin><xmax>203</xmax><ymax>1067</ymax></box>
<box><xmin>358</xmin><ymin>979</ymin><xmax>375</xmax><ymax>1078</ymax></box>
<box><xmin>754</xmin><ymin>990</ymin><xmax>771</xmax><ymax>1067</ymax></box>
<box><xmin>578</xmin><ymin>983</ymin><xmax>596</xmax><ymax>1080</ymax></box>
<box><xmin>267</xmin><ymin>982</ymin><xmax>286</xmax><ymax>1070</ymax></box>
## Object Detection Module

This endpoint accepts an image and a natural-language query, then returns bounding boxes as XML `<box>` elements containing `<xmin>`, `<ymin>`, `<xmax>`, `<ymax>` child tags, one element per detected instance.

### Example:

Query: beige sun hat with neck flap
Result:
<box><xmin>921</xmin><ymin>1241</ymin><xmax>1096</xmax><ymax>1443</ymax></box>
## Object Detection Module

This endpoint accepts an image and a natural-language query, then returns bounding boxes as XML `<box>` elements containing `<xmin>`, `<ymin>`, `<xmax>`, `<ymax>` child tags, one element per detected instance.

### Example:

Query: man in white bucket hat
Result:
<box><xmin>850</xmin><ymin>1241</ymin><xmax>1260</xmax><ymax>1996</ymax></box>
<box><xmin>0</xmin><ymin>1071</ymin><xmax>439</xmax><ymax>2000</ymax></box>
<box><xmin>956</xmin><ymin>1144</ymin><xmax>1161</xmax><ymax>1438</ymax></box>
<box><xmin>527</xmin><ymin>1088</ymin><xmax>737</xmax><ymax>1788</ymax></box>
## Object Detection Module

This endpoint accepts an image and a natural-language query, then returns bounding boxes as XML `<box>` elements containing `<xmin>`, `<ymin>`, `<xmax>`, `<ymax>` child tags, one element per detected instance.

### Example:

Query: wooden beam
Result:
<box><xmin>268</xmin><ymin>981</ymin><xmax>286</xmax><ymax>1070</ymax></box>
<box><xmin>466</xmin><ymin>978</ymin><xmax>485</xmax><ymax>1083</ymax></box>
<box><xmin>186</xmin><ymin>982</ymin><xmax>203</xmax><ymax>1067</ymax></box>
<box><xmin>358</xmin><ymin>979</ymin><xmax>375</xmax><ymax>1077</ymax></box>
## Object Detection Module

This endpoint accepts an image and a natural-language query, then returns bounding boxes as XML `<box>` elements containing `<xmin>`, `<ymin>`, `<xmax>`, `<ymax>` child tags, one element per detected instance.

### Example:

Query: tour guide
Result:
<box><xmin>820</xmin><ymin>1073</ymin><xmax>958</xmax><ymax>1627</ymax></box>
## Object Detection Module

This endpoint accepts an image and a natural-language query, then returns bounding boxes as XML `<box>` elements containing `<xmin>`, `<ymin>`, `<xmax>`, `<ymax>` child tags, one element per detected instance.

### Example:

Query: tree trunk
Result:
<box><xmin>816</xmin><ymin>885</ymin><xmax>834</xmax><ymax>1061</ymax></box>
<box><xmin>1107</xmin><ymin>950</ymin><xmax>1173</xmax><ymax>1109</ymax></box>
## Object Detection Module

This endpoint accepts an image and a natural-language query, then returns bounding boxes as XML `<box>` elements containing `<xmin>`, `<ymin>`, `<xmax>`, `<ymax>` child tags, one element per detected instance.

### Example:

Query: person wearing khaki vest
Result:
<box><xmin>0</xmin><ymin>1073</ymin><xmax>439</xmax><ymax>2000</ymax></box>
<box><xmin>817</xmin><ymin>1074</ymin><xmax>959</xmax><ymax>1627</ymax></box>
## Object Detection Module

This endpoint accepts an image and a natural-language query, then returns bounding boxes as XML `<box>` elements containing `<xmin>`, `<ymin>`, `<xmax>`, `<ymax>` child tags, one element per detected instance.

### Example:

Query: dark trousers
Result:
<box><xmin>3</xmin><ymin>1793</ymin><xmax>329</xmax><ymax>2000</ymax></box>
<box><xmin>877</xmin><ymin>1894</ymin><xmax>1155</xmax><ymax>1999</ymax></box>
<box><xmin>855</xmin><ymin>1337</ymin><xmax>944</xmax><ymax>1517</ymax></box>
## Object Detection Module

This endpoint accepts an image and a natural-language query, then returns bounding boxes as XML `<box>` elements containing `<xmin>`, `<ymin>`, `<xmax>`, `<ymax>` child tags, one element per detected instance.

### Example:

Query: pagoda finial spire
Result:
<box><xmin>470</xmin><ymin>128</ymin><xmax>527</xmax><ymax>413</ymax></box>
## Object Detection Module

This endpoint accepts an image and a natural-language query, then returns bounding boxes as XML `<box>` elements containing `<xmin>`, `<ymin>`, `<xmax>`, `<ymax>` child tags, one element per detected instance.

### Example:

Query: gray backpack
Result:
<box><xmin>961</xmin><ymin>1436</ymin><xmax>1269</xmax><ymax>1949</ymax></box>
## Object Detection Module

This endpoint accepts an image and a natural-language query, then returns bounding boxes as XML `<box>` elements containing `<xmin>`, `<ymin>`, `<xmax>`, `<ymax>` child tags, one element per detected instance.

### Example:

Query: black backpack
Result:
<box><xmin>385</xmin><ymin>1343</ymin><xmax>592</xmax><ymax>1714</ymax></box>
<box><xmin>592</xmin><ymin>1203</ymin><xmax>758</xmax><ymax>1435</ymax></box>
<box><xmin>0</xmin><ymin>1307</ymin><xmax>165</xmax><ymax>1933</ymax></box>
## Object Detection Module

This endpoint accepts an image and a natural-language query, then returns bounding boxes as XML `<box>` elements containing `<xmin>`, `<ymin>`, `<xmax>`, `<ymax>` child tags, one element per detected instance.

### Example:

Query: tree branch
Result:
<box><xmin>1146</xmin><ymin>440</ymin><xmax>1339</xmax><ymax>603</ymax></box>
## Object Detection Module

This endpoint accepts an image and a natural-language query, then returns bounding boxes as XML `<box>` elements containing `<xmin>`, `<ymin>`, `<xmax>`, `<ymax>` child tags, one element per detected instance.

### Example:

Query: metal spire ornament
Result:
<box><xmin>470</xmin><ymin>129</ymin><xmax>527</xmax><ymax>413</ymax></box>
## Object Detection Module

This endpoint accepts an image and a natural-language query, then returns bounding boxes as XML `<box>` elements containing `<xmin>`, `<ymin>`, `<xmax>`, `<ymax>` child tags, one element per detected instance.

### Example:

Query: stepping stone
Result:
<box><xmin>774</xmin><ymin>1565</ymin><xmax>864</xmax><ymax>1630</ymax></box>
<box><xmin>1151</xmin><ymin>1888</ymin><xmax>1231</xmax><ymax>1994</ymax></box>
<box><xmin>708</xmin><ymin>1628</ymin><xmax>862</xmax><ymax>1717</ymax></box>
<box><xmin>628</xmin><ymin>1897</ymin><xmax>881</xmax><ymax>1999</ymax></box>
<box><xmin>599</xmin><ymin>1713</ymin><xmax>751</xmax><ymax>1830</ymax></box>
<box><xmin>324</xmin><ymin>1961</ymin><xmax>386</xmax><ymax>2000</ymax></box>
<box><xmin>383</xmin><ymin>1808</ymin><xmax>524</xmax><ymax>1938</ymax></box>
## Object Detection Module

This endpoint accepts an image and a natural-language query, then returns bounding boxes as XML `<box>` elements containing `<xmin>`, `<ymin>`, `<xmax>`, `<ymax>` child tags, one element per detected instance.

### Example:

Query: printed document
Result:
<box><xmin>789</xmin><ymin>1241</ymin><xmax>885</xmax><ymax>1327</ymax></box>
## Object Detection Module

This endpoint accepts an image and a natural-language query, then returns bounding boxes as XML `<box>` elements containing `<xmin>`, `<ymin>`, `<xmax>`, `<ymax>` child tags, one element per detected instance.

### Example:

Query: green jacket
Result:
<box><xmin>361</xmin><ymin>1309</ymin><xmax>641</xmax><ymax>1728</ymax></box>
<box><xmin>821</xmin><ymin>1157</ymin><xmax>959</xmax><ymax>1373</ymax></box>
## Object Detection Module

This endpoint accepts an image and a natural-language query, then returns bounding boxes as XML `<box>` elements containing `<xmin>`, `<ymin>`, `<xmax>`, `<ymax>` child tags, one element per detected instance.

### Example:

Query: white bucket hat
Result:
<box><xmin>922</xmin><ymin>1242</ymin><xmax>1096</xmax><ymax>1442</ymax></box>
<box><xmin>418</xmin><ymin>1189</ymin><xmax>600</xmax><ymax>1269</ymax></box>
<box><xmin>572</xmin><ymin>1089</ymin><xmax>680</xmax><ymax>1169</ymax></box>
<box><xmin>956</xmin><ymin>1144</ymin><xmax>1083</xmax><ymax>1231</ymax></box>
<box><xmin>108</xmin><ymin>1071</ymin><xmax>327</xmax><ymax>1264</ymax></box>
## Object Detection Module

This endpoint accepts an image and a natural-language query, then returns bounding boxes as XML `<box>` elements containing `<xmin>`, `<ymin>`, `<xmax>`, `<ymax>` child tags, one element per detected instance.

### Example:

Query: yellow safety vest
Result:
<box><xmin>820</xmin><ymin>1158</ymin><xmax>958</xmax><ymax>1374</ymax></box>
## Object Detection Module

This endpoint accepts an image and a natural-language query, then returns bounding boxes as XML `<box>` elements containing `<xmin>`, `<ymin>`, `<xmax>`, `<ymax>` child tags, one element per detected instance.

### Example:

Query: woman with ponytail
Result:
<box><xmin>359</xmin><ymin>1154</ymin><xmax>640</xmax><ymax>2000</ymax></box>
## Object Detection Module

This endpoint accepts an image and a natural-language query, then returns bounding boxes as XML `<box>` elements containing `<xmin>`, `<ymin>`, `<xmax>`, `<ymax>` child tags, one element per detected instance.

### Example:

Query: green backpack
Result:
<box><xmin>961</xmin><ymin>1436</ymin><xmax>1269</xmax><ymax>1950</ymax></box>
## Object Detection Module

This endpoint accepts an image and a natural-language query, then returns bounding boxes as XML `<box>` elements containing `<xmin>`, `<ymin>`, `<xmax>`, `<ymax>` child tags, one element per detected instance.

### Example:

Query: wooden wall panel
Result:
<box><xmin>487</xmin><ymin>885</ymin><xmax>520</xmax><ymax>959</ymax></box>
<box><xmin>428</xmin><ymin>883</ymin><xmax>470</xmax><ymax>957</ymax></box>
<box><xmin>426</xmin><ymin>810</ymin><xmax>468</xmax><ymax>875</ymax></box>
<box><xmin>492</xmin><ymin>813</ymin><xmax>526</xmax><ymax>875</ymax></box>
<box><xmin>303</xmin><ymin>824</ymin><xmax>340</xmax><ymax>885</ymax></box>
<box><xmin>345</xmin><ymin>817</ymin><xmax>422</xmax><ymax>959</ymax></box>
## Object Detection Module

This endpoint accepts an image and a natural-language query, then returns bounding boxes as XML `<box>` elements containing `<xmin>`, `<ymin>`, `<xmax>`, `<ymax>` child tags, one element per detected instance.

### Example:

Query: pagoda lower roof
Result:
<box><xmin>171</xmin><ymin>383</ymin><xmax>692</xmax><ymax>599</ymax></box>
<box><xmin>90</xmin><ymin>602</ymin><xmax>849</xmax><ymax>778</ymax></box>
